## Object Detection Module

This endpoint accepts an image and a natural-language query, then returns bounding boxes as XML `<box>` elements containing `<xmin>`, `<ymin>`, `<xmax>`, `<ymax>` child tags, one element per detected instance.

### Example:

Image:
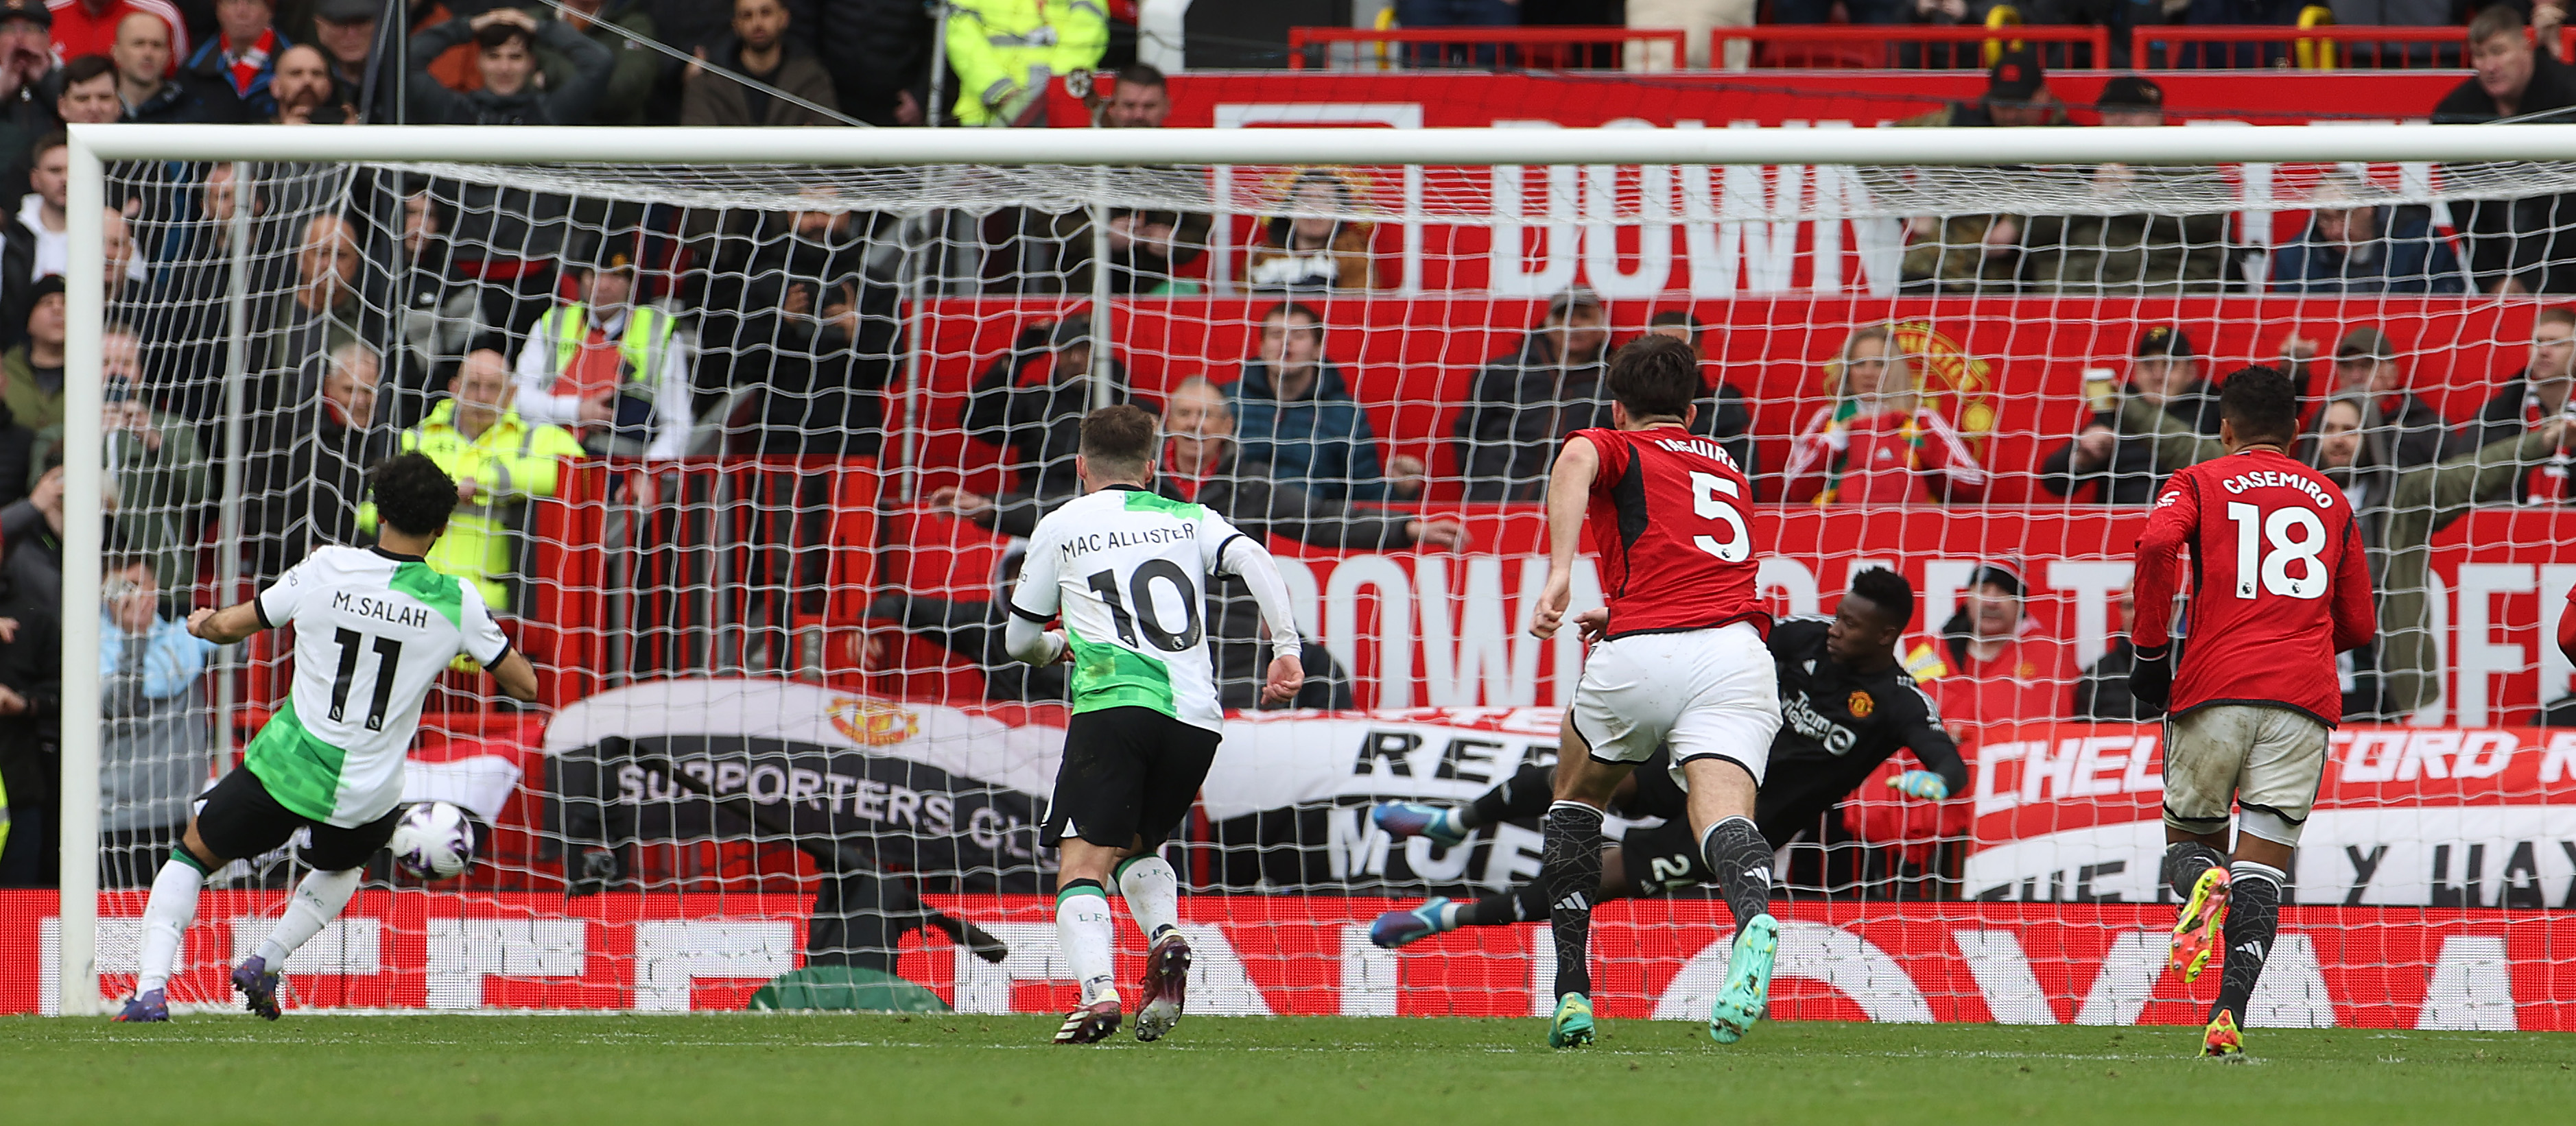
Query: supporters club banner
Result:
<box><xmin>3</xmin><ymin>892</ymin><xmax>2568</xmax><ymax>1029</ymax></box>
<box><xmin>1968</xmin><ymin>723</ymin><xmax>2576</xmax><ymax>907</ymax></box>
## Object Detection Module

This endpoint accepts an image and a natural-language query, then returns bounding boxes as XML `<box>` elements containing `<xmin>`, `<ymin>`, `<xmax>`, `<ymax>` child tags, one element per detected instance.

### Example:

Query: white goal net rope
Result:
<box><xmin>38</xmin><ymin>136</ymin><xmax>2576</xmax><ymax>1024</ymax></box>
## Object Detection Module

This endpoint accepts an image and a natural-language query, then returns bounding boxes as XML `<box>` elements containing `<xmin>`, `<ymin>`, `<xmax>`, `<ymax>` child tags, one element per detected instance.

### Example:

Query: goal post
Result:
<box><xmin>47</xmin><ymin>119</ymin><xmax>2576</xmax><ymax>1021</ymax></box>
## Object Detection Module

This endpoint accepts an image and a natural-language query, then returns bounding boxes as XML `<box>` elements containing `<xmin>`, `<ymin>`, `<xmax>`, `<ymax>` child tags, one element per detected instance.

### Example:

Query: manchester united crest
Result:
<box><xmin>1847</xmin><ymin>691</ymin><xmax>1874</xmax><ymax>718</ymax></box>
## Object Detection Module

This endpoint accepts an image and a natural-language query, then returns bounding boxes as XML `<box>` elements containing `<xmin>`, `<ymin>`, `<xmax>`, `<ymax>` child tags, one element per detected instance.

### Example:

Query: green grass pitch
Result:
<box><xmin>6</xmin><ymin>1014</ymin><xmax>2573</xmax><ymax>1125</ymax></box>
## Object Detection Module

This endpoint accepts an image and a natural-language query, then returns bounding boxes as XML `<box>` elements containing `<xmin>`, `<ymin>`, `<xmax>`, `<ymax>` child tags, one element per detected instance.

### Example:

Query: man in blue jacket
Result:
<box><xmin>2271</xmin><ymin>179</ymin><xmax>2467</xmax><ymax>295</ymax></box>
<box><xmin>1229</xmin><ymin>302</ymin><xmax>1423</xmax><ymax>503</ymax></box>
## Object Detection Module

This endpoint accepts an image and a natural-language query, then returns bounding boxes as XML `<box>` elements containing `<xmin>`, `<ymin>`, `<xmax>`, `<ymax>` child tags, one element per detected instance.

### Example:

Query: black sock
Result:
<box><xmin>1542</xmin><ymin>800</ymin><xmax>1605</xmax><ymax>999</ymax></box>
<box><xmin>2212</xmin><ymin>861</ymin><xmax>2285</xmax><ymax>1027</ymax></box>
<box><xmin>1456</xmin><ymin>882</ymin><xmax>1549</xmax><ymax>927</ymax></box>
<box><xmin>2162</xmin><ymin>841</ymin><xmax>2228</xmax><ymax>900</ymax></box>
<box><xmin>1698</xmin><ymin>816</ymin><xmax>1775</xmax><ymax>931</ymax></box>
<box><xmin>1472</xmin><ymin>763</ymin><xmax>1559</xmax><ymax>829</ymax></box>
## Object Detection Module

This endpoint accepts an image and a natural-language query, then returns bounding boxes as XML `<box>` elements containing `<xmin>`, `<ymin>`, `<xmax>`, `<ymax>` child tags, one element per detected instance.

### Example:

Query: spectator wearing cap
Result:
<box><xmin>2040</xmin><ymin>324</ymin><xmax>2220</xmax><ymax>504</ymax></box>
<box><xmin>2454</xmin><ymin>306</ymin><xmax>2576</xmax><ymax>505</ymax></box>
<box><xmin>1783</xmin><ymin>322</ymin><xmax>1989</xmax><ymax>505</ymax></box>
<box><xmin>512</xmin><ymin>243</ymin><xmax>693</xmax><ymax>464</ymax></box>
<box><xmin>1898</xmin><ymin>48</ymin><xmax>2064</xmax><ymax>294</ymax></box>
<box><xmin>681</xmin><ymin>0</ymin><xmax>840</xmax><ymax>128</ymax></box>
<box><xmin>1918</xmin><ymin>560</ymin><xmax>2076</xmax><ymax>745</ymax></box>
<box><xmin>2023</xmin><ymin>75</ymin><xmax>2232</xmax><ymax>296</ymax></box>
<box><xmin>1454</xmin><ymin>286</ymin><xmax>1613</xmax><ymax>502</ymax></box>
<box><xmin>2269</xmin><ymin>173</ymin><xmax>2468</xmax><ymax>295</ymax></box>
<box><xmin>308</xmin><ymin>0</ymin><xmax>399</xmax><ymax>121</ymax></box>
<box><xmin>962</xmin><ymin>315</ymin><xmax>1130</xmax><ymax>505</ymax></box>
<box><xmin>0</xmin><ymin>1</ymin><xmax>54</xmax><ymax>167</ymax></box>
<box><xmin>181</xmin><ymin>0</ymin><xmax>287</xmax><ymax>118</ymax></box>
<box><xmin>2437</xmin><ymin>8</ymin><xmax>2576</xmax><ymax>293</ymax></box>
<box><xmin>2297</xmin><ymin>327</ymin><xmax>2453</xmax><ymax>471</ymax></box>
<box><xmin>1643</xmin><ymin>308</ymin><xmax>1758</xmax><ymax>475</ymax></box>
<box><xmin>1</xmin><ymin>274</ymin><xmax>64</xmax><ymax>434</ymax></box>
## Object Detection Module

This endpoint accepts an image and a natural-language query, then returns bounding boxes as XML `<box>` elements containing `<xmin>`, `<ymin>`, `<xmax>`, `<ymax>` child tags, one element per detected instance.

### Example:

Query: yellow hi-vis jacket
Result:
<box><xmin>946</xmin><ymin>0</ymin><xmax>1107</xmax><ymax>125</ymax></box>
<box><xmin>362</xmin><ymin>400</ymin><xmax>583</xmax><ymax>614</ymax></box>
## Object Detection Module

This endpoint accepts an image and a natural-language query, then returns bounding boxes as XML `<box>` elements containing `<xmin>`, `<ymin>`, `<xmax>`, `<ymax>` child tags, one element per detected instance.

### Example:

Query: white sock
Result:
<box><xmin>1056</xmin><ymin>883</ymin><xmax>1118</xmax><ymax>1006</ymax></box>
<box><xmin>136</xmin><ymin>856</ymin><xmax>206</xmax><ymax>994</ymax></box>
<box><xmin>1115</xmin><ymin>855</ymin><xmax>1181</xmax><ymax>946</ymax></box>
<box><xmin>256</xmin><ymin>867</ymin><xmax>362</xmax><ymax>968</ymax></box>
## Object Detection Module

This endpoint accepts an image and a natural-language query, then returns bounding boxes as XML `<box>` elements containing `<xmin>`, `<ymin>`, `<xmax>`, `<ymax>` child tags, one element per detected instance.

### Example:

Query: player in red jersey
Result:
<box><xmin>2127</xmin><ymin>366</ymin><xmax>2376</xmax><ymax>1059</ymax></box>
<box><xmin>1526</xmin><ymin>334</ymin><xmax>1784</xmax><ymax>1049</ymax></box>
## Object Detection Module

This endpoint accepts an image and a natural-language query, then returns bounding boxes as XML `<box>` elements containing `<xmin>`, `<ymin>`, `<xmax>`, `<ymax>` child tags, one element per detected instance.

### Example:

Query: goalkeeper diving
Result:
<box><xmin>1369</xmin><ymin>568</ymin><xmax>1964</xmax><ymax>947</ymax></box>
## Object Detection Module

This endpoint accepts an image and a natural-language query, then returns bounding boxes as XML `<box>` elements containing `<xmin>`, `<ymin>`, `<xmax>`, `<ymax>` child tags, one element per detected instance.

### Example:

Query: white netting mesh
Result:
<box><xmin>40</xmin><ymin>141</ymin><xmax>2576</xmax><ymax>1022</ymax></box>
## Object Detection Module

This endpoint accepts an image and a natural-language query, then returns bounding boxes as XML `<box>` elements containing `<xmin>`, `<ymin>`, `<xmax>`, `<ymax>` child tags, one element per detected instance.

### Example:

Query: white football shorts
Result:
<box><xmin>1568</xmin><ymin>621</ymin><xmax>1782</xmax><ymax>787</ymax></box>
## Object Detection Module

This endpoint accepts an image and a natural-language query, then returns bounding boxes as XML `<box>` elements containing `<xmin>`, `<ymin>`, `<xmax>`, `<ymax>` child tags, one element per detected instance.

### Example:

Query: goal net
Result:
<box><xmin>27</xmin><ymin>123</ymin><xmax>2576</xmax><ymax>1029</ymax></box>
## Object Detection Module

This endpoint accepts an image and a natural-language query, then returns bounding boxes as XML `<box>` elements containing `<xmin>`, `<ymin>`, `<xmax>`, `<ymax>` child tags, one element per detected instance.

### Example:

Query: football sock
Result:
<box><xmin>2212</xmin><ymin>861</ymin><xmax>2286</xmax><ymax>1027</ymax></box>
<box><xmin>135</xmin><ymin>851</ymin><xmax>208</xmax><ymax>994</ymax></box>
<box><xmin>2161</xmin><ymin>841</ymin><xmax>2229</xmax><ymax>900</ymax></box>
<box><xmin>1455</xmin><ymin>882</ymin><xmax>1548</xmax><ymax>927</ymax></box>
<box><xmin>1470</xmin><ymin>763</ymin><xmax>1559</xmax><ymax>829</ymax></box>
<box><xmin>1114</xmin><ymin>855</ymin><xmax>1181</xmax><ymax>945</ymax></box>
<box><xmin>1699</xmin><ymin>816</ymin><xmax>1775</xmax><ymax>931</ymax></box>
<box><xmin>1542</xmin><ymin>800</ymin><xmax>1605</xmax><ymax>999</ymax></box>
<box><xmin>1055</xmin><ymin>879</ymin><xmax>1118</xmax><ymax>1006</ymax></box>
<box><xmin>257</xmin><ymin>867</ymin><xmax>362</xmax><ymax>968</ymax></box>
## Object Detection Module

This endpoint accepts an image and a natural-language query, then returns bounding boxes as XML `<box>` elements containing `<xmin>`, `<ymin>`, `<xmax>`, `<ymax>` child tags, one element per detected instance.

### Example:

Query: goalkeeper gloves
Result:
<box><xmin>1886</xmin><ymin>770</ymin><xmax>1950</xmax><ymax>802</ymax></box>
<box><xmin>2127</xmin><ymin>643</ymin><xmax>2173</xmax><ymax>713</ymax></box>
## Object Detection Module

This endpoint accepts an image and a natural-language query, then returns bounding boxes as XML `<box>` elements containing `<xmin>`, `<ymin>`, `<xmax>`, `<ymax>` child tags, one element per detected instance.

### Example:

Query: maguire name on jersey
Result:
<box><xmin>249</xmin><ymin>546</ymin><xmax>513</xmax><ymax>827</ymax></box>
<box><xmin>1009</xmin><ymin>488</ymin><xmax>1251</xmax><ymax>732</ymax></box>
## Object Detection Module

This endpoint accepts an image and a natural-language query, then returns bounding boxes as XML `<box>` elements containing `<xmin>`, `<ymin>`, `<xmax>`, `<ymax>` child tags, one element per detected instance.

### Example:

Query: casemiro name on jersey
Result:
<box><xmin>1057</xmin><ymin>525</ymin><xmax>1198</xmax><ymax>558</ymax></box>
<box><xmin>331</xmin><ymin>590</ymin><xmax>435</xmax><ymax>632</ymax></box>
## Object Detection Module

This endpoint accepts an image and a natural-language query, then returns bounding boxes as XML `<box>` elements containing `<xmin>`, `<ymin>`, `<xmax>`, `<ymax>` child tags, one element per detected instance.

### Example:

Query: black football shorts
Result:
<box><xmin>1041</xmin><ymin>706</ymin><xmax>1222</xmax><ymax>851</ymax></box>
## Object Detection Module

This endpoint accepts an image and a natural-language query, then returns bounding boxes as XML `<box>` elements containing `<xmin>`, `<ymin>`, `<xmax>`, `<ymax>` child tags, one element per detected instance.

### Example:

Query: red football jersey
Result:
<box><xmin>1573</xmin><ymin>426</ymin><xmax>1769</xmax><ymax>639</ymax></box>
<box><xmin>2132</xmin><ymin>448</ymin><xmax>2377</xmax><ymax>726</ymax></box>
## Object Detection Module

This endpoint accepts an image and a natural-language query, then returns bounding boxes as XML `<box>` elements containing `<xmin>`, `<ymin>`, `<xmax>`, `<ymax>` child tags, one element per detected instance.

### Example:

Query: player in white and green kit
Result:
<box><xmin>1003</xmin><ymin>405</ymin><xmax>1304</xmax><ymax>1044</ymax></box>
<box><xmin>115</xmin><ymin>453</ymin><xmax>539</xmax><ymax>1022</ymax></box>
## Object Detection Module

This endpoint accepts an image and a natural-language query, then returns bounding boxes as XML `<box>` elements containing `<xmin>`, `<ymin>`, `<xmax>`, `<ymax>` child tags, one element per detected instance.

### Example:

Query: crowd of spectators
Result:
<box><xmin>0</xmin><ymin>0</ymin><xmax>2573</xmax><ymax>896</ymax></box>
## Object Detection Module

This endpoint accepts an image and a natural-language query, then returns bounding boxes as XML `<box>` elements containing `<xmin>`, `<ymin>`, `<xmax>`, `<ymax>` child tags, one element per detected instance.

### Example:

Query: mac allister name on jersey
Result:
<box><xmin>1056</xmin><ymin>525</ymin><xmax>1198</xmax><ymax>559</ymax></box>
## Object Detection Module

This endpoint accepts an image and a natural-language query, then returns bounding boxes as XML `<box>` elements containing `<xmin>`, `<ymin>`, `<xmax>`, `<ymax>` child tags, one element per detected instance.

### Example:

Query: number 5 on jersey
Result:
<box><xmin>1691</xmin><ymin>471</ymin><xmax>1752</xmax><ymax>563</ymax></box>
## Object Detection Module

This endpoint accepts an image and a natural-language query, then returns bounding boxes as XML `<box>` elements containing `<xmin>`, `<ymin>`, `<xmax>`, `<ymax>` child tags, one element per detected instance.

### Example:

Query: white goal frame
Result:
<box><xmin>52</xmin><ymin>119</ymin><xmax>2576</xmax><ymax>1016</ymax></box>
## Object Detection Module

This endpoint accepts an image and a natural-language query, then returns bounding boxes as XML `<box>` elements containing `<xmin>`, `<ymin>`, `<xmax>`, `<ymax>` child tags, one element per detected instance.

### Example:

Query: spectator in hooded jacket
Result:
<box><xmin>1922</xmin><ymin>560</ymin><xmax>2075</xmax><ymax>745</ymax></box>
<box><xmin>1229</xmin><ymin>302</ymin><xmax>1422</xmax><ymax>503</ymax></box>
<box><xmin>407</xmin><ymin>6</ymin><xmax>612</xmax><ymax>126</ymax></box>
<box><xmin>557</xmin><ymin>0</ymin><xmax>658</xmax><ymax>126</ymax></box>
<box><xmin>2270</xmin><ymin>175</ymin><xmax>2468</xmax><ymax>294</ymax></box>
<box><xmin>1454</xmin><ymin>286</ymin><xmax>1611</xmax><ymax>502</ymax></box>
<box><xmin>681</xmin><ymin>0</ymin><xmax>841</xmax><ymax>128</ymax></box>
<box><xmin>97</xmin><ymin>553</ymin><xmax>213</xmax><ymax>887</ymax></box>
<box><xmin>182</xmin><ymin>0</ymin><xmax>287</xmax><ymax>119</ymax></box>
<box><xmin>1782</xmin><ymin>323</ymin><xmax>1989</xmax><ymax>505</ymax></box>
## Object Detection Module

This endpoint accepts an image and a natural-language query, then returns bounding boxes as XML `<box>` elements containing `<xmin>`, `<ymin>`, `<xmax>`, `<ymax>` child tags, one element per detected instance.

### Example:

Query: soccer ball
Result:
<box><xmin>389</xmin><ymin>802</ymin><xmax>476</xmax><ymax>881</ymax></box>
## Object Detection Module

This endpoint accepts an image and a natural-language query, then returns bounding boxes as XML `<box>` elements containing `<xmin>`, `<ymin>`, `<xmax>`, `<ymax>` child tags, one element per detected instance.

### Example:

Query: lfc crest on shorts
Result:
<box><xmin>1847</xmin><ymin>691</ymin><xmax>1874</xmax><ymax>718</ymax></box>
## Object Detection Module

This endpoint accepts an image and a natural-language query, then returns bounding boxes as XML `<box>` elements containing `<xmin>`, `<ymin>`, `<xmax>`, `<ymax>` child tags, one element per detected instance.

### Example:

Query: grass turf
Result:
<box><xmin>5</xmin><ymin>1013</ymin><xmax>2573</xmax><ymax>1125</ymax></box>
